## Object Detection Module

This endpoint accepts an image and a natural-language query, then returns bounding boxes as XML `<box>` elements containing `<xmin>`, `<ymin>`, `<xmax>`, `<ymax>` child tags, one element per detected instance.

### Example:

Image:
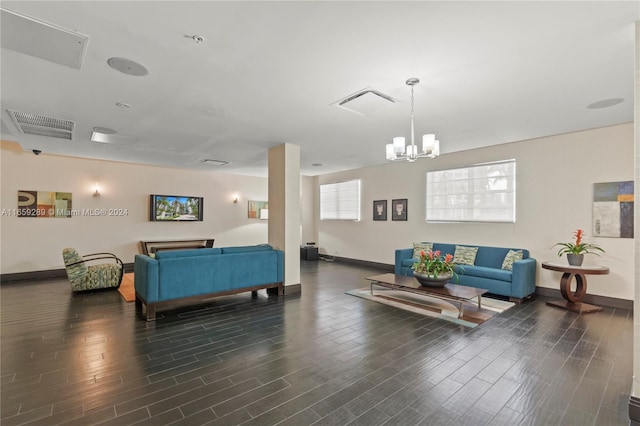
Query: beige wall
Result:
<box><xmin>0</xmin><ymin>142</ymin><xmax>269</xmax><ymax>274</ymax></box>
<box><xmin>317</xmin><ymin>123</ymin><xmax>635</xmax><ymax>300</ymax></box>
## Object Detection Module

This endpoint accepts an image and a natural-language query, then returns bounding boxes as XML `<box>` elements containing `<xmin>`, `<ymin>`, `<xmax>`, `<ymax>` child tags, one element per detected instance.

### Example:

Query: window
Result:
<box><xmin>426</xmin><ymin>160</ymin><xmax>516</xmax><ymax>223</ymax></box>
<box><xmin>320</xmin><ymin>179</ymin><xmax>361</xmax><ymax>221</ymax></box>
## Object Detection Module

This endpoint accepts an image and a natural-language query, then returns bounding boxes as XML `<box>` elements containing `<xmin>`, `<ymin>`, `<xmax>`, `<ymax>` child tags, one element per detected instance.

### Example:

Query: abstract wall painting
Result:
<box><xmin>593</xmin><ymin>181</ymin><xmax>634</xmax><ymax>238</ymax></box>
<box><xmin>17</xmin><ymin>190</ymin><xmax>73</xmax><ymax>218</ymax></box>
<box><xmin>248</xmin><ymin>200</ymin><xmax>268</xmax><ymax>219</ymax></box>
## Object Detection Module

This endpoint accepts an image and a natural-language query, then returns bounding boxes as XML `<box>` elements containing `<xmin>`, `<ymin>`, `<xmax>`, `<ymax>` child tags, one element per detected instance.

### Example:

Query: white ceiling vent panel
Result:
<box><xmin>1</xmin><ymin>8</ymin><xmax>89</xmax><ymax>69</ymax></box>
<box><xmin>332</xmin><ymin>89</ymin><xmax>396</xmax><ymax>116</ymax></box>
<box><xmin>8</xmin><ymin>110</ymin><xmax>75</xmax><ymax>140</ymax></box>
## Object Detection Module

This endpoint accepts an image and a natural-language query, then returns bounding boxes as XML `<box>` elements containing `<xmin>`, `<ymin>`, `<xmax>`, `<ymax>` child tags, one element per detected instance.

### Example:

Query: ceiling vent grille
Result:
<box><xmin>7</xmin><ymin>110</ymin><xmax>75</xmax><ymax>140</ymax></box>
<box><xmin>200</xmin><ymin>159</ymin><xmax>229</xmax><ymax>166</ymax></box>
<box><xmin>332</xmin><ymin>89</ymin><xmax>396</xmax><ymax>116</ymax></box>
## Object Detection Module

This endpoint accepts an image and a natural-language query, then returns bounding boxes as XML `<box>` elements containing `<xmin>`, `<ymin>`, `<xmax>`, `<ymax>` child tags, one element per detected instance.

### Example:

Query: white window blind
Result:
<box><xmin>320</xmin><ymin>179</ymin><xmax>361</xmax><ymax>221</ymax></box>
<box><xmin>426</xmin><ymin>160</ymin><xmax>516</xmax><ymax>223</ymax></box>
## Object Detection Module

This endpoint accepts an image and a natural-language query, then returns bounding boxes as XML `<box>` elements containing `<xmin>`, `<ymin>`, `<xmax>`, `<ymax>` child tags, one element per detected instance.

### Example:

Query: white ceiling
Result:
<box><xmin>1</xmin><ymin>1</ymin><xmax>637</xmax><ymax>176</ymax></box>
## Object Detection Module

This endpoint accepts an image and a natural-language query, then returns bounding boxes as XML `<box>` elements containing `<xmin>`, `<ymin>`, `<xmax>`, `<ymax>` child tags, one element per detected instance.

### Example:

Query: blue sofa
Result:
<box><xmin>395</xmin><ymin>243</ymin><xmax>536</xmax><ymax>302</ymax></box>
<box><xmin>134</xmin><ymin>244</ymin><xmax>284</xmax><ymax>320</ymax></box>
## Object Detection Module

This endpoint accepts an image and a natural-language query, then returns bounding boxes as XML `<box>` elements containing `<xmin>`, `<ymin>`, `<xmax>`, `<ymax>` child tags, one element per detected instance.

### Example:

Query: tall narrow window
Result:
<box><xmin>320</xmin><ymin>179</ymin><xmax>361</xmax><ymax>221</ymax></box>
<box><xmin>426</xmin><ymin>160</ymin><xmax>516</xmax><ymax>223</ymax></box>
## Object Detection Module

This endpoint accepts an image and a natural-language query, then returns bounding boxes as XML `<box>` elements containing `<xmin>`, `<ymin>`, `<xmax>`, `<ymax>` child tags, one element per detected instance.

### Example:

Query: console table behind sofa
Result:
<box><xmin>140</xmin><ymin>238</ymin><xmax>215</xmax><ymax>255</ymax></box>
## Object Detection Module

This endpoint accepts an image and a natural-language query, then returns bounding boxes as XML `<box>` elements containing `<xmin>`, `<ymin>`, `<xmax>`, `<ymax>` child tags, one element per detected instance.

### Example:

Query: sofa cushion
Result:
<box><xmin>456</xmin><ymin>265</ymin><xmax>513</xmax><ymax>283</ymax></box>
<box><xmin>155</xmin><ymin>248</ymin><xmax>222</xmax><ymax>260</ymax></box>
<box><xmin>221</xmin><ymin>244</ymin><xmax>273</xmax><ymax>254</ymax></box>
<box><xmin>501</xmin><ymin>249</ymin><xmax>524</xmax><ymax>271</ymax></box>
<box><xmin>453</xmin><ymin>245</ymin><xmax>479</xmax><ymax>265</ymax></box>
<box><xmin>412</xmin><ymin>242</ymin><xmax>433</xmax><ymax>259</ymax></box>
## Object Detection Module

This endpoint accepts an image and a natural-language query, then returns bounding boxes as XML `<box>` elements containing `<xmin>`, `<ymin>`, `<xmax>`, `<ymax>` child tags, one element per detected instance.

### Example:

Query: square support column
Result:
<box><xmin>268</xmin><ymin>144</ymin><xmax>301</xmax><ymax>293</ymax></box>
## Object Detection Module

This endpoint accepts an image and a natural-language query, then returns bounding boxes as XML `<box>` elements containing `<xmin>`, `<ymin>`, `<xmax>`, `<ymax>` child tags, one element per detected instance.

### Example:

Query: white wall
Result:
<box><xmin>317</xmin><ymin>123</ymin><xmax>635</xmax><ymax>300</ymax></box>
<box><xmin>0</xmin><ymin>142</ymin><xmax>269</xmax><ymax>274</ymax></box>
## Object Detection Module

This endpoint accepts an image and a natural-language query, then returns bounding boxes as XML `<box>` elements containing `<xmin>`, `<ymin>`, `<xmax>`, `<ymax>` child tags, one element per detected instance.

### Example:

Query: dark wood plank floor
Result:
<box><xmin>1</xmin><ymin>260</ymin><xmax>633</xmax><ymax>425</ymax></box>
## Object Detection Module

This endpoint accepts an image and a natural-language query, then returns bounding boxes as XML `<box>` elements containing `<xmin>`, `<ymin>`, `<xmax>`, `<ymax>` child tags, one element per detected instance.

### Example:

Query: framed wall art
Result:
<box><xmin>373</xmin><ymin>200</ymin><xmax>387</xmax><ymax>221</ymax></box>
<box><xmin>248</xmin><ymin>200</ymin><xmax>268</xmax><ymax>219</ymax></box>
<box><xmin>593</xmin><ymin>181</ymin><xmax>634</xmax><ymax>238</ymax></box>
<box><xmin>17</xmin><ymin>190</ymin><xmax>72</xmax><ymax>218</ymax></box>
<box><xmin>392</xmin><ymin>198</ymin><xmax>407</xmax><ymax>221</ymax></box>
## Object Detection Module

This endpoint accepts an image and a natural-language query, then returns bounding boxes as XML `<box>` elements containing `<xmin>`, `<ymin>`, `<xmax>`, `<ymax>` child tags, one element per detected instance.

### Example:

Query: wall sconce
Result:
<box><xmin>93</xmin><ymin>184</ymin><xmax>101</xmax><ymax>197</ymax></box>
<box><xmin>233</xmin><ymin>193</ymin><xmax>239</xmax><ymax>204</ymax></box>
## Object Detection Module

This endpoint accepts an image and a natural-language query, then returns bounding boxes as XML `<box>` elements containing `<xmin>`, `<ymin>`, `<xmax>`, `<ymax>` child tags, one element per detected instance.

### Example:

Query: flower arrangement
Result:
<box><xmin>412</xmin><ymin>250</ymin><xmax>458</xmax><ymax>278</ymax></box>
<box><xmin>552</xmin><ymin>229</ymin><xmax>605</xmax><ymax>256</ymax></box>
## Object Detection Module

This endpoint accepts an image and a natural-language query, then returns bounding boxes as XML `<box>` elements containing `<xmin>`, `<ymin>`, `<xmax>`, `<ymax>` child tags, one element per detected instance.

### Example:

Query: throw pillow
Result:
<box><xmin>501</xmin><ymin>249</ymin><xmax>523</xmax><ymax>271</ymax></box>
<box><xmin>413</xmin><ymin>242</ymin><xmax>433</xmax><ymax>259</ymax></box>
<box><xmin>453</xmin><ymin>245</ymin><xmax>479</xmax><ymax>265</ymax></box>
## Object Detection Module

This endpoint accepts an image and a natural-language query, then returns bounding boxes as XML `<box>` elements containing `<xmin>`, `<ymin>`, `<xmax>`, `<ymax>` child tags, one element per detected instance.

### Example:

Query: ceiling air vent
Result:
<box><xmin>332</xmin><ymin>88</ymin><xmax>396</xmax><ymax>116</ymax></box>
<box><xmin>200</xmin><ymin>159</ymin><xmax>229</xmax><ymax>166</ymax></box>
<box><xmin>8</xmin><ymin>110</ymin><xmax>75</xmax><ymax>140</ymax></box>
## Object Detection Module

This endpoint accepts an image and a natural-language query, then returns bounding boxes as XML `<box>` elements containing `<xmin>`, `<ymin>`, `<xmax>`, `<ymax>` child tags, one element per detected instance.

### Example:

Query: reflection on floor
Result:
<box><xmin>1</xmin><ymin>260</ymin><xmax>633</xmax><ymax>425</ymax></box>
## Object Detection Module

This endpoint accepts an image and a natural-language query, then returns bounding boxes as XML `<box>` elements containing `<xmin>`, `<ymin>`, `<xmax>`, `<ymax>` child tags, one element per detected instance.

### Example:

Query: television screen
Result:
<box><xmin>149</xmin><ymin>194</ymin><xmax>203</xmax><ymax>221</ymax></box>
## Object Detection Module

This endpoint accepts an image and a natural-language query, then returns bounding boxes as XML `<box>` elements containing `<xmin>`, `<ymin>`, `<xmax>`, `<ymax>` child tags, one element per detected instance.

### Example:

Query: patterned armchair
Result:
<box><xmin>62</xmin><ymin>248</ymin><xmax>124</xmax><ymax>292</ymax></box>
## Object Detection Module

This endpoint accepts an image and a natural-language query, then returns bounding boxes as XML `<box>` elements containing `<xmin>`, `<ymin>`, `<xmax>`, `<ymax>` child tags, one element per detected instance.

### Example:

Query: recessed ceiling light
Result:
<box><xmin>115</xmin><ymin>102</ymin><xmax>132</xmax><ymax>109</ymax></box>
<box><xmin>107</xmin><ymin>57</ymin><xmax>149</xmax><ymax>76</ymax></box>
<box><xmin>587</xmin><ymin>98</ymin><xmax>624</xmax><ymax>109</ymax></box>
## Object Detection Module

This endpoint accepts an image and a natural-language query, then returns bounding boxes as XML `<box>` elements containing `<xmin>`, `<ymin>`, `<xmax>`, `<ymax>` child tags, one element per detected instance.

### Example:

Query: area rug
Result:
<box><xmin>118</xmin><ymin>273</ymin><xmax>135</xmax><ymax>302</ymax></box>
<box><xmin>346</xmin><ymin>287</ymin><xmax>515</xmax><ymax>328</ymax></box>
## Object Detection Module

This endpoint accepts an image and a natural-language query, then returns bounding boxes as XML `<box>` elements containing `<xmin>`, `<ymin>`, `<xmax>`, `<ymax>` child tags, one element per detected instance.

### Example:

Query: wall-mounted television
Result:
<box><xmin>149</xmin><ymin>194</ymin><xmax>203</xmax><ymax>221</ymax></box>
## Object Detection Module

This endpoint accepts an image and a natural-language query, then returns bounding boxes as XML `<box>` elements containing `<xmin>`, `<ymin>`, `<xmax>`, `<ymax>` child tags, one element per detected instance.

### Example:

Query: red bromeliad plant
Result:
<box><xmin>553</xmin><ymin>229</ymin><xmax>605</xmax><ymax>256</ymax></box>
<box><xmin>412</xmin><ymin>249</ymin><xmax>458</xmax><ymax>278</ymax></box>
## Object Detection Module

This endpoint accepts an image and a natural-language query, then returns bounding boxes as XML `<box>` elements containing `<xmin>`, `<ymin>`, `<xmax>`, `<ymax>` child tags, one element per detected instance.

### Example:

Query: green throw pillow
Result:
<box><xmin>412</xmin><ymin>242</ymin><xmax>433</xmax><ymax>259</ymax></box>
<box><xmin>501</xmin><ymin>249</ymin><xmax>523</xmax><ymax>271</ymax></box>
<box><xmin>453</xmin><ymin>245</ymin><xmax>478</xmax><ymax>265</ymax></box>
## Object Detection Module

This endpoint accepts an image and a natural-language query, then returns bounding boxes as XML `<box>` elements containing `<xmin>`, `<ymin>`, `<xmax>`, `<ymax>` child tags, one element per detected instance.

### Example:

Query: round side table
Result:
<box><xmin>541</xmin><ymin>262</ymin><xmax>609</xmax><ymax>313</ymax></box>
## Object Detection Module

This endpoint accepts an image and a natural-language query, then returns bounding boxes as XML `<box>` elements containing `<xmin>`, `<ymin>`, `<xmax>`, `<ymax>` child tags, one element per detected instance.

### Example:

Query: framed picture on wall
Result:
<box><xmin>392</xmin><ymin>199</ymin><xmax>407</xmax><ymax>221</ymax></box>
<box><xmin>373</xmin><ymin>200</ymin><xmax>387</xmax><ymax>221</ymax></box>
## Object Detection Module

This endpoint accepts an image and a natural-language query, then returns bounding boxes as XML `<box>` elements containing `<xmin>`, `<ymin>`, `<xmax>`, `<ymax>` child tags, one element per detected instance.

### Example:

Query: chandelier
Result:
<box><xmin>385</xmin><ymin>78</ymin><xmax>439</xmax><ymax>162</ymax></box>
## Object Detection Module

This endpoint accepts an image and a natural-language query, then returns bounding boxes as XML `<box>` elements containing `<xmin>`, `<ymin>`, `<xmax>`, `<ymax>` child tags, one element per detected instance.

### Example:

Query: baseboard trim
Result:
<box><xmin>630</xmin><ymin>395</ymin><xmax>640</xmax><ymax>423</ymax></box>
<box><xmin>284</xmin><ymin>283</ymin><xmax>302</xmax><ymax>295</ymax></box>
<box><xmin>535</xmin><ymin>286</ymin><xmax>633</xmax><ymax>310</ymax></box>
<box><xmin>321</xmin><ymin>255</ymin><xmax>394</xmax><ymax>272</ymax></box>
<box><xmin>1</xmin><ymin>263</ymin><xmax>135</xmax><ymax>284</ymax></box>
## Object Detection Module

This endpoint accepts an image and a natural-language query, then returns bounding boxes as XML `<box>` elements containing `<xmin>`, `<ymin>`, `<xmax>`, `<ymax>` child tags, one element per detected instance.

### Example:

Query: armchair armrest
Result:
<box><xmin>67</xmin><ymin>252</ymin><xmax>123</xmax><ymax>268</ymax></box>
<box><xmin>511</xmin><ymin>258</ymin><xmax>537</xmax><ymax>299</ymax></box>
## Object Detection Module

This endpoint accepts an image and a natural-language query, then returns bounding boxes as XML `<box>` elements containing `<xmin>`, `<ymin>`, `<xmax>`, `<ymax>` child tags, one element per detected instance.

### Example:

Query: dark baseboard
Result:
<box><xmin>320</xmin><ymin>255</ymin><xmax>394</xmax><ymax>272</ymax></box>
<box><xmin>630</xmin><ymin>395</ymin><xmax>640</xmax><ymax>423</ymax></box>
<box><xmin>283</xmin><ymin>283</ymin><xmax>302</xmax><ymax>295</ymax></box>
<box><xmin>1</xmin><ymin>263</ymin><xmax>135</xmax><ymax>284</ymax></box>
<box><xmin>535</xmin><ymin>286</ymin><xmax>633</xmax><ymax>310</ymax></box>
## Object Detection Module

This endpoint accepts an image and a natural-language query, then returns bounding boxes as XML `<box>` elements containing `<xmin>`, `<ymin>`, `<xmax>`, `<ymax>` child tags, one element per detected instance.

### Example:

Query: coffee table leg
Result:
<box><xmin>478</xmin><ymin>295</ymin><xmax>482</xmax><ymax>310</ymax></box>
<box><xmin>458</xmin><ymin>302</ymin><xmax>464</xmax><ymax>318</ymax></box>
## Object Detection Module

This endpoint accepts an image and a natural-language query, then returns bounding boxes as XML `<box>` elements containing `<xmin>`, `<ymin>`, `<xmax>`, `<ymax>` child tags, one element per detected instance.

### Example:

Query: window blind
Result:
<box><xmin>426</xmin><ymin>160</ymin><xmax>516</xmax><ymax>223</ymax></box>
<box><xmin>320</xmin><ymin>179</ymin><xmax>361</xmax><ymax>221</ymax></box>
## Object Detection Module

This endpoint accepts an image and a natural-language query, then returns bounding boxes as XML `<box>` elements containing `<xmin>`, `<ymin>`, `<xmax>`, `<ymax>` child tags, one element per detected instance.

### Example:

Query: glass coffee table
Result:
<box><xmin>365</xmin><ymin>273</ymin><xmax>489</xmax><ymax>318</ymax></box>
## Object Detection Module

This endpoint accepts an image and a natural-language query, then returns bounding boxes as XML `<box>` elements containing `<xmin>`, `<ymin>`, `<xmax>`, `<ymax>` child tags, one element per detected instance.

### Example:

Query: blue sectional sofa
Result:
<box><xmin>134</xmin><ymin>244</ymin><xmax>284</xmax><ymax>320</ymax></box>
<box><xmin>395</xmin><ymin>242</ymin><xmax>536</xmax><ymax>302</ymax></box>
